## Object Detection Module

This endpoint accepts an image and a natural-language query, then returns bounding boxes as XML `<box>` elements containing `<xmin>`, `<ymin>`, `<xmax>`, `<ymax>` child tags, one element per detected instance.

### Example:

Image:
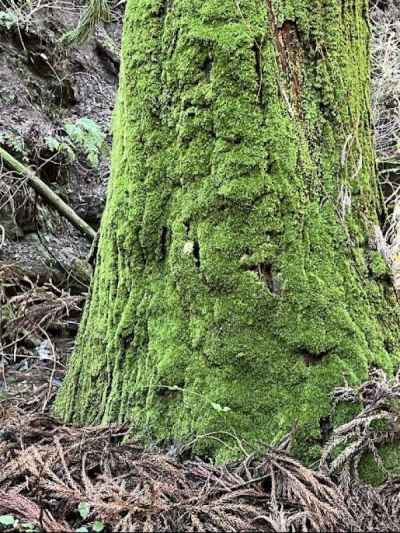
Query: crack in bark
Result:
<box><xmin>245</xmin><ymin>262</ymin><xmax>278</xmax><ymax>293</ymax></box>
<box><xmin>301</xmin><ymin>348</ymin><xmax>332</xmax><ymax>366</ymax></box>
<box><xmin>160</xmin><ymin>226</ymin><xmax>169</xmax><ymax>261</ymax></box>
<box><xmin>253</xmin><ymin>41</ymin><xmax>263</xmax><ymax>105</ymax></box>
<box><xmin>266</xmin><ymin>0</ymin><xmax>303</xmax><ymax>113</ymax></box>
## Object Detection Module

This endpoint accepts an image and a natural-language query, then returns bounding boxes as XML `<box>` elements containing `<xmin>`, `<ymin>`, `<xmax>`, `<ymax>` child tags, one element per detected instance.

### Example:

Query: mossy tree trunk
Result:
<box><xmin>55</xmin><ymin>0</ymin><xmax>400</xmax><ymax>461</ymax></box>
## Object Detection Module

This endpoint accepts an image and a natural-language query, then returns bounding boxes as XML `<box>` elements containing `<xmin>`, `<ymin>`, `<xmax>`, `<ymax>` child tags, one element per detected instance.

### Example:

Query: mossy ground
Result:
<box><xmin>55</xmin><ymin>0</ymin><xmax>400</xmax><ymax>465</ymax></box>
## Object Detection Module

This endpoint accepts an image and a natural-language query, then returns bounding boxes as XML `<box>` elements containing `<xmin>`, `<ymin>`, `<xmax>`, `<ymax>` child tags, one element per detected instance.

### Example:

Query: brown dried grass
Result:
<box><xmin>0</xmin><ymin>263</ymin><xmax>83</xmax><ymax>347</ymax></box>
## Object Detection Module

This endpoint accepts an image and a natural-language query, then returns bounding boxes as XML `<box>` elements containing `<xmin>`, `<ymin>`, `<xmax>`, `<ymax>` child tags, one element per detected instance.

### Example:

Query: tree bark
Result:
<box><xmin>55</xmin><ymin>0</ymin><xmax>400</xmax><ymax>462</ymax></box>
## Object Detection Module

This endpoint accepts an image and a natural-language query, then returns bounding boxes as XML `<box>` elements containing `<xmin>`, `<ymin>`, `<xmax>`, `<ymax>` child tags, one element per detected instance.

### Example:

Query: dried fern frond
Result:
<box><xmin>62</xmin><ymin>0</ymin><xmax>112</xmax><ymax>45</ymax></box>
<box><xmin>0</xmin><ymin>265</ymin><xmax>83</xmax><ymax>348</ymax></box>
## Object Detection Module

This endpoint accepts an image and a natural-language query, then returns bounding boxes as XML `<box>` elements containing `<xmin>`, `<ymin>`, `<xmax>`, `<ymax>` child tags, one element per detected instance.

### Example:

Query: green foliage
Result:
<box><xmin>0</xmin><ymin>516</ymin><xmax>15</xmax><ymax>527</ymax></box>
<box><xmin>75</xmin><ymin>503</ymin><xmax>104</xmax><ymax>533</ymax></box>
<box><xmin>0</xmin><ymin>10</ymin><xmax>18</xmax><ymax>30</ymax></box>
<box><xmin>0</xmin><ymin>131</ymin><xmax>25</xmax><ymax>155</ymax></box>
<box><xmin>78</xmin><ymin>502</ymin><xmax>90</xmax><ymax>520</ymax></box>
<box><xmin>75</xmin><ymin>523</ymin><xmax>104</xmax><ymax>533</ymax></box>
<box><xmin>0</xmin><ymin>515</ymin><xmax>37</xmax><ymax>531</ymax></box>
<box><xmin>92</xmin><ymin>521</ymin><xmax>104</xmax><ymax>532</ymax></box>
<box><xmin>45</xmin><ymin>118</ymin><xmax>106</xmax><ymax>168</ymax></box>
<box><xmin>64</xmin><ymin>118</ymin><xmax>105</xmax><ymax>167</ymax></box>
<box><xmin>45</xmin><ymin>135</ymin><xmax>75</xmax><ymax>162</ymax></box>
<box><xmin>65</xmin><ymin>118</ymin><xmax>105</xmax><ymax>167</ymax></box>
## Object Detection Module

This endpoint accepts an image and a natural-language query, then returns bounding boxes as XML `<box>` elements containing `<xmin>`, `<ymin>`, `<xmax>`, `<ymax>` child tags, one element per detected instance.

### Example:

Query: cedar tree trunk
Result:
<box><xmin>55</xmin><ymin>0</ymin><xmax>400</xmax><ymax>463</ymax></box>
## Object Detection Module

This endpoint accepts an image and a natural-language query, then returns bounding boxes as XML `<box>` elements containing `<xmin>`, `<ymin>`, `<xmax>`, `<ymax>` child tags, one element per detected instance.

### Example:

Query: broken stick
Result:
<box><xmin>0</xmin><ymin>146</ymin><xmax>96</xmax><ymax>240</ymax></box>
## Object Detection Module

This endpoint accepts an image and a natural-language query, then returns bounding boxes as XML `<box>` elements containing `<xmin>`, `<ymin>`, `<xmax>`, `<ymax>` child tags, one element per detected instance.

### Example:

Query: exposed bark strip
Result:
<box><xmin>266</xmin><ymin>0</ymin><xmax>303</xmax><ymax>112</ymax></box>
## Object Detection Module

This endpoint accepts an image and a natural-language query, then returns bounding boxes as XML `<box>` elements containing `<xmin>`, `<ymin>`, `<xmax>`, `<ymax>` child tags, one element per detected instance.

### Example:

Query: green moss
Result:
<box><xmin>333</xmin><ymin>401</ymin><xmax>363</xmax><ymax>428</ymax></box>
<box><xmin>369</xmin><ymin>251</ymin><xmax>391</xmax><ymax>280</ymax></box>
<box><xmin>55</xmin><ymin>0</ymin><xmax>400</xmax><ymax>468</ymax></box>
<box><xmin>359</xmin><ymin>443</ymin><xmax>400</xmax><ymax>486</ymax></box>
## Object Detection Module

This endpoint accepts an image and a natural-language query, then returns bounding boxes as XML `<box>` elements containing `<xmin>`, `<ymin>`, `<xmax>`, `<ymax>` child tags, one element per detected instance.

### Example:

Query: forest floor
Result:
<box><xmin>1</xmin><ymin>365</ymin><xmax>400</xmax><ymax>532</ymax></box>
<box><xmin>0</xmin><ymin>378</ymin><xmax>399</xmax><ymax>533</ymax></box>
<box><xmin>1</xmin><ymin>1</ymin><xmax>400</xmax><ymax>531</ymax></box>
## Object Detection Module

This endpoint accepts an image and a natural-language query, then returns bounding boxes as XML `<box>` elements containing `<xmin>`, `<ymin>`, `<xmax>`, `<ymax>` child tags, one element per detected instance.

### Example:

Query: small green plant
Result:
<box><xmin>0</xmin><ymin>131</ymin><xmax>25</xmax><ymax>156</ymax></box>
<box><xmin>45</xmin><ymin>135</ymin><xmax>75</xmax><ymax>162</ymax></box>
<box><xmin>78</xmin><ymin>502</ymin><xmax>90</xmax><ymax>520</ymax></box>
<box><xmin>92</xmin><ymin>521</ymin><xmax>104</xmax><ymax>532</ymax></box>
<box><xmin>45</xmin><ymin>118</ymin><xmax>106</xmax><ymax>169</ymax></box>
<box><xmin>76</xmin><ymin>503</ymin><xmax>104</xmax><ymax>532</ymax></box>
<box><xmin>0</xmin><ymin>10</ymin><xmax>18</xmax><ymax>30</ymax></box>
<box><xmin>0</xmin><ymin>514</ymin><xmax>37</xmax><ymax>531</ymax></box>
<box><xmin>64</xmin><ymin>118</ymin><xmax>106</xmax><ymax>168</ymax></box>
<box><xmin>0</xmin><ymin>515</ymin><xmax>15</xmax><ymax>527</ymax></box>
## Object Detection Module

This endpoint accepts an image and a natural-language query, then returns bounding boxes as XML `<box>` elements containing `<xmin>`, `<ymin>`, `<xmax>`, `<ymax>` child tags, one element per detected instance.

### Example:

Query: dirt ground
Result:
<box><xmin>0</xmin><ymin>0</ymin><xmax>122</xmax><ymax>408</ymax></box>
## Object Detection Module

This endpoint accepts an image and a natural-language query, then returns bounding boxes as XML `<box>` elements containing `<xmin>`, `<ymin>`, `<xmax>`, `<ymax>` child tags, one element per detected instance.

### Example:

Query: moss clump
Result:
<box><xmin>369</xmin><ymin>251</ymin><xmax>391</xmax><ymax>280</ymax></box>
<box><xmin>359</xmin><ymin>443</ymin><xmax>400</xmax><ymax>486</ymax></box>
<box><xmin>55</xmin><ymin>0</ymin><xmax>400</xmax><ymax>465</ymax></box>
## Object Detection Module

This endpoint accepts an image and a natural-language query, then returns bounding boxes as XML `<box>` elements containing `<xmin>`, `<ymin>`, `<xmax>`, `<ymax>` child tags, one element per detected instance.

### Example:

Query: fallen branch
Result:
<box><xmin>0</xmin><ymin>146</ymin><xmax>96</xmax><ymax>240</ymax></box>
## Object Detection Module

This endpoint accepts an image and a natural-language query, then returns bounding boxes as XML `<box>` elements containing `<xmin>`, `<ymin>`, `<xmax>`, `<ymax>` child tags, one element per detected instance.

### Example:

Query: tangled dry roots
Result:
<box><xmin>1</xmin><ymin>369</ymin><xmax>400</xmax><ymax>533</ymax></box>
